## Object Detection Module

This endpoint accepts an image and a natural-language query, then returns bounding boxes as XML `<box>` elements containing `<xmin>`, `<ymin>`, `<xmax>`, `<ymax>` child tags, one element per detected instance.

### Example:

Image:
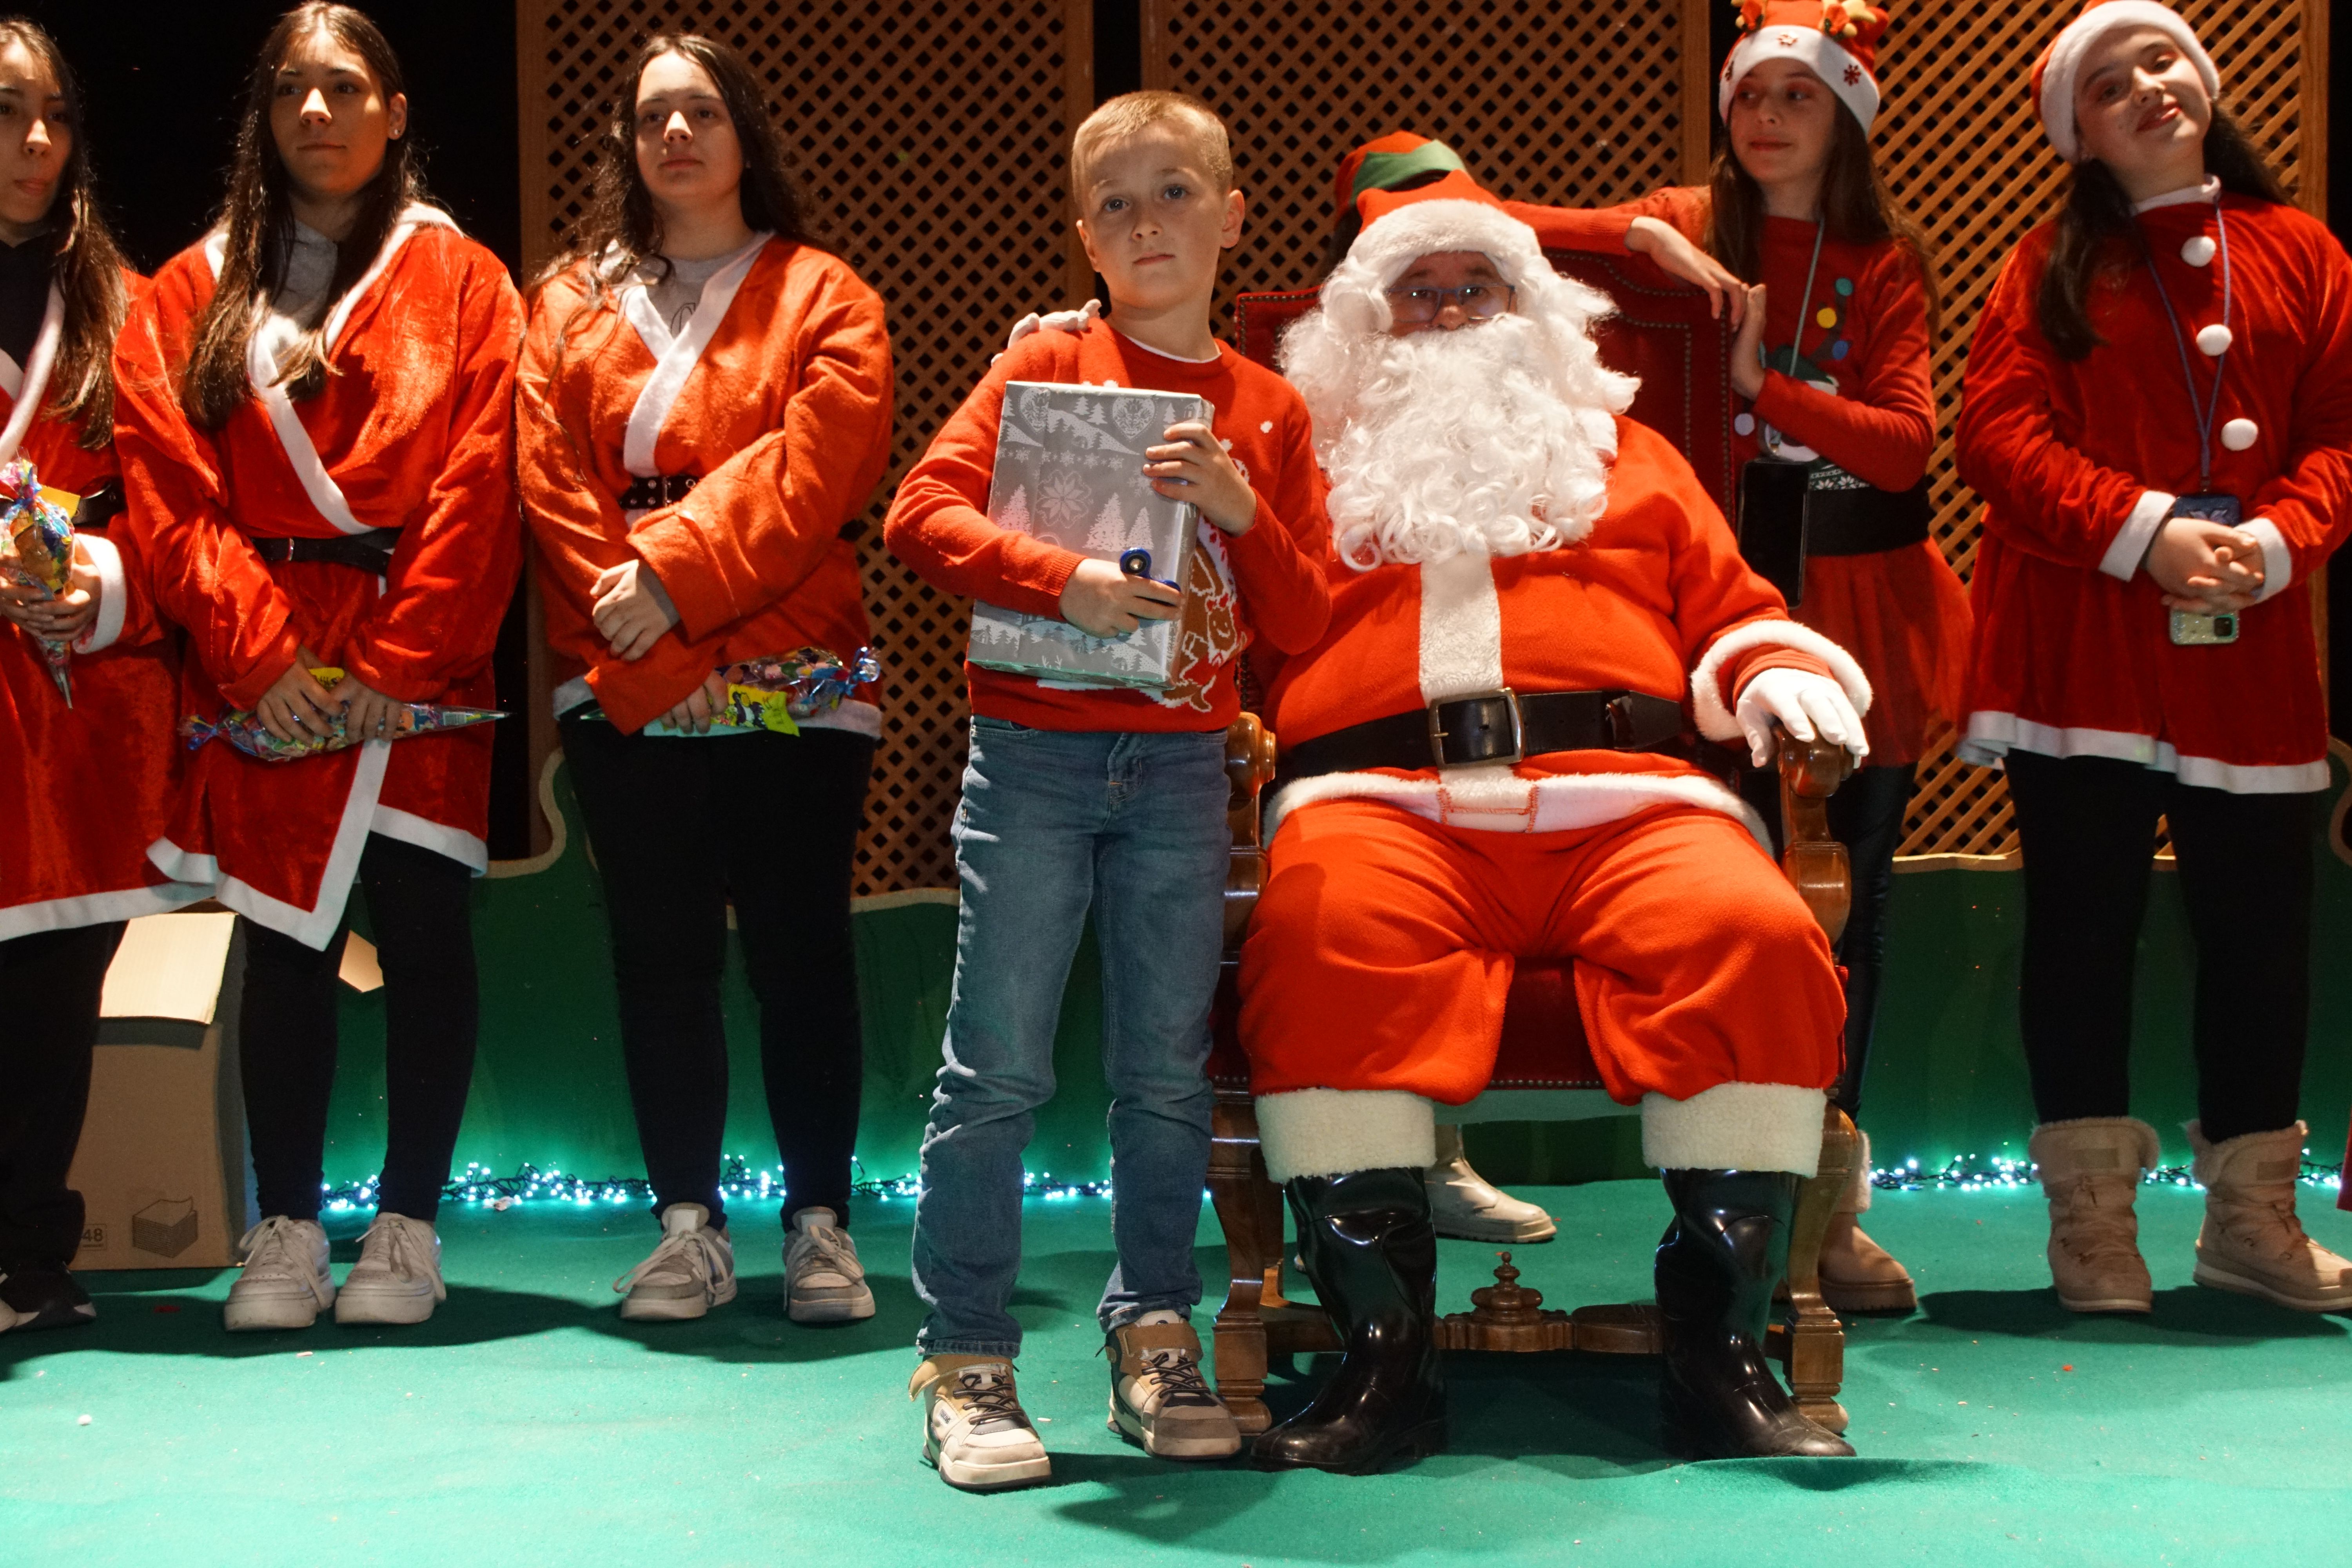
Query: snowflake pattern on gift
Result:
<box><xmin>1035</xmin><ymin>466</ymin><xmax>1093</xmax><ymax>543</ymax></box>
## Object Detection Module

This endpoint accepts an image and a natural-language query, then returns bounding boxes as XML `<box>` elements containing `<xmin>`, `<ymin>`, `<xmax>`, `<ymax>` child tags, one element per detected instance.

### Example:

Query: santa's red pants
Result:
<box><xmin>1237</xmin><ymin>799</ymin><xmax>1844</xmax><ymax>1175</ymax></box>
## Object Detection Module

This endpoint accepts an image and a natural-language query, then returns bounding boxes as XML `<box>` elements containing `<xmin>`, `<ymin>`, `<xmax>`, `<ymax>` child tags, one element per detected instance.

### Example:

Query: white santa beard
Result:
<box><xmin>1316</xmin><ymin>315</ymin><xmax>1617</xmax><ymax>570</ymax></box>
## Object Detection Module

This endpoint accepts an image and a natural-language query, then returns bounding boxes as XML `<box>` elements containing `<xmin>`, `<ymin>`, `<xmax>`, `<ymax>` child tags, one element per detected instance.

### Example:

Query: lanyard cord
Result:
<box><xmin>1784</xmin><ymin>218</ymin><xmax>1827</xmax><ymax>378</ymax></box>
<box><xmin>2139</xmin><ymin>199</ymin><xmax>2233</xmax><ymax>491</ymax></box>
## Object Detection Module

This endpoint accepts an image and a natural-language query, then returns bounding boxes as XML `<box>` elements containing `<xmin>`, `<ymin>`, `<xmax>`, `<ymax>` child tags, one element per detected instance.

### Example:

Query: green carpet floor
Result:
<box><xmin>6</xmin><ymin>1181</ymin><xmax>2352</xmax><ymax>1567</ymax></box>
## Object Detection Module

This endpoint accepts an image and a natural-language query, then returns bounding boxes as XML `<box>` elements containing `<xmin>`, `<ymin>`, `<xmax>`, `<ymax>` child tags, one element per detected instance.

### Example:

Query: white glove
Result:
<box><xmin>1000</xmin><ymin>297</ymin><xmax>1102</xmax><ymax>355</ymax></box>
<box><xmin>1733</xmin><ymin>667</ymin><xmax>1869</xmax><ymax>768</ymax></box>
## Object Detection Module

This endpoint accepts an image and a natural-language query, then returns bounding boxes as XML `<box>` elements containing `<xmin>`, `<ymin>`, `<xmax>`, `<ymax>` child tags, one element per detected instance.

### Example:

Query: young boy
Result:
<box><xmin>884</xmin><ymin>91</ymin><xmax>1332</xmax><ymax>1490</ymax></box>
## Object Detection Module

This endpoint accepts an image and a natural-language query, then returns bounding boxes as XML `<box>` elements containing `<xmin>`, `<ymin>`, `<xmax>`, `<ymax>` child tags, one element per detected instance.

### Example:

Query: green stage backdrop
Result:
<box><xmin>319</xmin><ymin>760</ymin><xmax>2352</xmax><ymax>1195</ymax></box>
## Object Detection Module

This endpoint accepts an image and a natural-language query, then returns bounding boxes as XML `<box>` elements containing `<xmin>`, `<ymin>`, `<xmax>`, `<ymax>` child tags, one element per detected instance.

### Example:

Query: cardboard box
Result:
<box><xmin>68</xmin><ymin>912</ymin><xmax>254</xmax><ymax>1271</ymax></box>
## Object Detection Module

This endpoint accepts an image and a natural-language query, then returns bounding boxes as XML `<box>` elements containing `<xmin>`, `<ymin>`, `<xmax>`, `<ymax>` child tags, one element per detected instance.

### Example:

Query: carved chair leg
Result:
<box><xmin>1782</xmin><ymin>1104</ymin><xmax>1853</xmax><ymax>1434</ymax></box>
<box><xmin>1209</xmin><ymin>1091</ymin><xmax>1275</xmax><ymax>1434</ymax></box>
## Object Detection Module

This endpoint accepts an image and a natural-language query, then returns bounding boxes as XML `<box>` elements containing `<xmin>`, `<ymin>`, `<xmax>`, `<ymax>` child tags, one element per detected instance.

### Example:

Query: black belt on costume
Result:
<box><xmin>250</xmin><ymin>528</ymin><xmax>401</xmax><ymax>575</ymax></box>
<box><xmin>1276</xmin><ymin>688</ymin><xmax>1690</xmax><ymax>786</ymax></box>
<box><xmin>619</xmin><ymin>470</ymin><xmax>865</xmax><ymax>541</ymax></box>
<box><xmin>71</xmin><ymin>481</ymin><xmax>126</xmax><ymax>533</ymax></box>
<box><xmin>1803</xmin><ymin>478</ymin><xmax>1932</xmax><ymax>557</ymax></box>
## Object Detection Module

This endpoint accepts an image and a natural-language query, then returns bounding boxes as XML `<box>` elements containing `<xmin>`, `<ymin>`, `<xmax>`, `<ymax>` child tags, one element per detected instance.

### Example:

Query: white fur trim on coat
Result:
<box><xmin>71</xmin><ymin>534</ymin><xmax>129</xmax><ymax>654</ymax></box>
<box><xmin>1689</xmin><ymin>619</ymin><xmax>1873</xmax><ymax>744</ymax></box>
<box><xmin>2037</xmin><ymin>2</ymin><xmax>2218</xmax><ymax>165</ymax></box>
<box><xmin>1256</xmin><ymin>1089</ymin><xmax>1437</xmax><ymax>1182</ymax></box>
<box><xmin>1641</xmin><ymin>1082</ymin><xmax>1826</xmax><ymax>1176</ymax></box>
<box><xmin>1960</xmin><ymin>711</ymin><xmax>2330</xmax><ymax>794</ymax></box>
<box><xmin>1265</xmin><ymin>764</ymin><xmax>1771</xmax><ymax>851</ymax></box>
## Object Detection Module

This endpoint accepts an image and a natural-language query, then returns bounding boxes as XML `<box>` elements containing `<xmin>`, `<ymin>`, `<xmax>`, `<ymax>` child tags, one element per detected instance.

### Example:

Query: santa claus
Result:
<box><xmin>1238</xmin><ymin>173</ymin><xmax>1873</xmax><ymax>1471</ymax></box>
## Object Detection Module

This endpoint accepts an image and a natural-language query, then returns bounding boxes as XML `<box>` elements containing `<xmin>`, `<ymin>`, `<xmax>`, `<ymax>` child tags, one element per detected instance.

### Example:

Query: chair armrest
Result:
<box><xmin>1223</xmin><ymin>713</ymin><xmax>1278</xmax><ymax>952</ymax></box>
<box><xmin>1777</xmin><ymin>736</ymin><xmax>1855</xmax><ymax>944</ymax></box>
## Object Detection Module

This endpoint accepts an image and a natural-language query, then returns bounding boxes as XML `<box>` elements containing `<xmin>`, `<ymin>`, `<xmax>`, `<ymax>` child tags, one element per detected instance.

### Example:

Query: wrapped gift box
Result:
<box><xmin>967</xmin><ymin>382</ymin><xmax>1212</xmax><ymax>688</ymax></box>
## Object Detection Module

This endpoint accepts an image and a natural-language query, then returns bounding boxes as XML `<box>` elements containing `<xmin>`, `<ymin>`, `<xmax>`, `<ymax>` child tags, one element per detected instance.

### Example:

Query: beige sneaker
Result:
<box><xmin>2030</xmin><ymin>1117</ymin><xmax>2160</xmax><ymax>1313</ymax></box>
<box><xmin>613</xmin><ymin>1204</ymin><xmax>736</xmax><ymax>1322</ymax></box>
<box><xmin>1426</xmin><ymin>1124</ymin><xmax>1556</xmax><ymax>1243</ymax></box>
<box><xmin>1105</xmin><ymin>1312</ymin><xmax>1241</xmax><ymax>1459</ymax></box>
<box><xmin>335</xmin><ymin>1212</ymin><xmax>446</xmax><ymax>1326</ymax></box>
<box><xmin>1820</xmin><ymin>1131</ymin><xmax>1916</xmax><ymax>1314</ymax></box>
<box><xmin>2188</xmin><ymin>1121</ymin><xmax>2352</xmax><ymax>1312</ymax></box>
<box><xmin>911</xmin><ymin>1355</ymin><xmax>1052</xmax><ymax>1491</ymax></box>
<box><xmin>784</xmin><ymin>1208</ymin><xmax>875</xmax><ymax>1324</ymax></box>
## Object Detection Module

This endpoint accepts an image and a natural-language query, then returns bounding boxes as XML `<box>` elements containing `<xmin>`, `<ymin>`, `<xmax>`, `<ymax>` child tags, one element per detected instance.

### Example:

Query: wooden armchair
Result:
<box><xmin>1202</xmin><ymin>252</ymin><xmax>1857</xmax><ymax>1441</ymax></box>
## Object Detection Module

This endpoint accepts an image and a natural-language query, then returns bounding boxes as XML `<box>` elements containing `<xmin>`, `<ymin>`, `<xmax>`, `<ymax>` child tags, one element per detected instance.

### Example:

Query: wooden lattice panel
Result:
<box><xmin>517</xmin><ymin>0</ymin><xmax>1093</xmax><ymax>893</ymax></box>
<box><xmin>1877</xmin><ymin>0</ymin><xmax>2327</xmax><ymax>859</ymax></box>
<box><xmin>1141</xmin><ymin>0</ymin><xmax>1712</xmax><ymax>323</ymax></box>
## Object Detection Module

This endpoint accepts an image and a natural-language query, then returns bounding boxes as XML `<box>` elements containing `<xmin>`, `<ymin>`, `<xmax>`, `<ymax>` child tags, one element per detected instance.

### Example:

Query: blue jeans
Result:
<box><xmin>910</xmin><ymin>719</ymin><xmax>1230</xmax><ymax>1357</ymax></box>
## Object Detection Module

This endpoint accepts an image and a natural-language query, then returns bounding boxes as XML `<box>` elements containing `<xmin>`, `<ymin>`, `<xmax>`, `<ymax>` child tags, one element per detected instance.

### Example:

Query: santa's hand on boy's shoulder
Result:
<box><xmin>996</xmin><ymin>298</ymin><xmax>1103</xmax><ymax>361</ymax></box>
<box><xmin>1145</xmin><ymin>420</ymin><xmax>1256</xmax><ymax>536</ymax></box>
<box><xmin>1060</xmin><ymin>556</ymin><xmax>1182</xmax><ymax>638</ymax></box>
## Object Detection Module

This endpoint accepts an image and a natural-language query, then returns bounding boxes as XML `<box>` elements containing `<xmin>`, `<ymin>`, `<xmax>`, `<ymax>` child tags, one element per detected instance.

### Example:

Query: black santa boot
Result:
<box><xmin>1250</xmin><ymin>1166</ymin><xmax>1446</xmax><ymax>1473</ymax></box>
<box><xmin>1655</xmin><ymin>1168</ymin><xmax>1853</xmax><ymax>1459</ymax></box>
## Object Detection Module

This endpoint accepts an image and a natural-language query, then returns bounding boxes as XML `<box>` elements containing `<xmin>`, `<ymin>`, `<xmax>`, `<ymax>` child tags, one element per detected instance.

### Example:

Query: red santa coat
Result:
<box><xmin>1521</xmin><ymin>187</ymin><xmax>1971</xmax><ymax>766</ymax></box>
<box><xmin>1254</xmin><ymin>417</ymin><xmax>1871</xmax><ymax>842</ymax></box>
<box><xmin>1237</xmin><ymin>422</ymin><xmax>1867</xmax><ymax>1171</ymax></box>
<box><xmin>1956</xmin><ymin>187</ymin><xmax>2352</xmax><ymax>790</ymax></box>
<box><xmin>518</xmin><ymin>236</ymin><xmax>893</xmax><ymax>735</ymax></box>
<box><xmin>113</xmin><ymin>209</ymin><xmax>524</xmax><ymax>947</ymax></box>
<box><xmin>0</xmin><ymin>272</ymin><xmax>207</xmax><ymax>940</ymax></box>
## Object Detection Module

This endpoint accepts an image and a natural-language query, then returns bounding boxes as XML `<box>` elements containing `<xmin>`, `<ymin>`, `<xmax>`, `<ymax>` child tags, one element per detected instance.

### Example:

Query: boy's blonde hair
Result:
<box><xmin>1071</xmin><ymin>91</ymin><xmax>1234</xmax><ymax>198</ymax></box>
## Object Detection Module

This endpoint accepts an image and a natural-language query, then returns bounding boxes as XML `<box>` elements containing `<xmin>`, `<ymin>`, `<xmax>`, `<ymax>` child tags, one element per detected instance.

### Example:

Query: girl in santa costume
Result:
<box><xmin>1339</xmin><ymin>0</ymin><xmax>1966</xmax><ymax>1317</ymax></box>
<box><xmin>1956</xmin><ymin>1</ymin><xmax>2352</xmax><ymax>1315</ymax></box>
<box><xmin>0</xmin><ymin>18</ymin><xmax>207</xmax><ymax>1338</ymax></box>
<box><xmin>112</xmin><ymin>2</ymin><xmax>523</xmax><ymax>1332</ymax></box>
<box><xmin>517</xmin><ymin>34</ymin><xmax>893</xmax><ymax>1327</ymax></box>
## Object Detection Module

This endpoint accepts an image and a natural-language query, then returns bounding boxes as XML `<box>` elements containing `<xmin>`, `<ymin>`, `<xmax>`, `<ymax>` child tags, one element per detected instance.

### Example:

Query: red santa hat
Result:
<box><xmin>1332</xmin><ymin>132</ymin><xmax>1470</xmax><ymax>228</ymax></box>
<box><xmin>1346</xmin><ymin>171</ymin><xmax>1551</xmax><ymax>293</ymax></box>
<box><xmin>2031</xmin><ymin>2</ymin><xmax>2218</xmax><ymax>164</ymax></box>
<box><xmin>1717</xmin><ymin>1</ymin><xmax>1890</xmax><ymax>134</ymax></box>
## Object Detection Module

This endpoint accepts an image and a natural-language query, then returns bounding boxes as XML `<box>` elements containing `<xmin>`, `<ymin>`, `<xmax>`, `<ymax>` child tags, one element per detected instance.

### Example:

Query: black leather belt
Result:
<box><xmin>618</xmin><ymin>471</ymin><xmax>865</xmax><ymax>541</ymax></box>
<box><xmin>250</xmin><ymin>528</ymin><xmax>401</xmax><ymax>575</ymax></box>
<box><xmin>1276</xmin><ymin>688</ymin><xmax>1689</xmax><ymax>785</ymax></box>
<box><xmin>71</xmin><ymin>481</ymin><xmax>126</xmax><ymax>533</ymax></box>
<box><xmin>1804</xmin><ymin>478</ymin><xmax>1932</xmax><ymax>557</ymax></box>
<box><xmin>620</xmin><ymin>472</ymin><xmax>700</xmax><ymax>510</ymax></box>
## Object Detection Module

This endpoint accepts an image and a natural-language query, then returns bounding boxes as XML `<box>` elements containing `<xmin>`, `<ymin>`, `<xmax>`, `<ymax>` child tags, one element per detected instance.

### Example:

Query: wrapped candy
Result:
<box><xmin>600</xmin><ymin>645</ymin><xmax>880</xmax><ymax>736</ymax></box>
<box><xmin>182</xmin><ymin>667</ymin><xmax>505</xmax><ymax>762</ymax></box>
<box><xmin>0</xmin><ymin>459</ymin><xmax>77</xmax><ymax>704</ymax></box>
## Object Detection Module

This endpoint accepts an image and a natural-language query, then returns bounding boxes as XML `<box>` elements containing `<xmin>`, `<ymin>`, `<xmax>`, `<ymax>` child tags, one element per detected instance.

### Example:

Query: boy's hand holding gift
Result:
<box><xmin>1059</xmin><ymin>558</ymin><xmax>1183</xmax><ymax>638</ymax></box>
<box><xmin>1144</xmin><ymin>418</ymin><xmax>1256</xmax><ymax>535</ymax></box>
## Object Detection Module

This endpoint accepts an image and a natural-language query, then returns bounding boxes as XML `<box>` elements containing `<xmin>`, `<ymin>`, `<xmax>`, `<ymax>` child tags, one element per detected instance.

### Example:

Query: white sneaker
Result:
<box><xmin>614</xmin><ymin>1203</ymin><xmax>736</xmax><ymax>1321</ymax></box>
<box><xmin>224</xmin><ymin>1216</ymin><xmax>334</xmax><ymax>1332</ymax></box>
<box><xmin>911</xmin><ymin>1356</ymin><xmax>1052</xmax><ymax>1491</ymax></box>
<box><xmin>784</xmin><ymin>1208</ymin><xmax>875</xmax><ymax>1323</ymax></box>
<box><xmin>335</xmin><ymin>1213</ymin><xmax>446</xmax><ymax>1325</ymax></box>
<box><xmin>1427</xmin><ymin>1124</ymin><xmax>1557</xmax><ymax>1243</ymax></box>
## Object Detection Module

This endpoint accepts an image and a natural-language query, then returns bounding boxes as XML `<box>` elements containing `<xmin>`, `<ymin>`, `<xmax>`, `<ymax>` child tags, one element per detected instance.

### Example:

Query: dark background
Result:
<box><xmin>24</xmin><ymin>0</ymin><xmax>2352</xmax><ymax>817</ymax></box>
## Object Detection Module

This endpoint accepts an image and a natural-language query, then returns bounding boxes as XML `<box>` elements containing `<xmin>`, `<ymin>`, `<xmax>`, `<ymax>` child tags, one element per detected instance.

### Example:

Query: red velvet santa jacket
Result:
<box><xmin>1518</xmin><ymin>187</ymin><xmax>1970</xmax><ymax>766</ymax></box>
<box><xmin>113</xmin><ymin>209</ymin><xmax>524</xmax><ymax>947</ymax></box>
<box><xmin>1255</xmin><ymin>417</ymin><xmax>1870</xmax><ymax>844</ymax></box>
<box><xmin>1955</xmin><ymin>186</ymin><xmax>2352</xmax><ymax>792</ymax></box>
<box><xmin>518</xmin><ymin>236</ymin><xmax>893</xmax><ymax>736</ymax></box>
<box><xmin>0</xmin><ymin>270</ymin><xmax>209</xmax><ymax>940</ymax></box>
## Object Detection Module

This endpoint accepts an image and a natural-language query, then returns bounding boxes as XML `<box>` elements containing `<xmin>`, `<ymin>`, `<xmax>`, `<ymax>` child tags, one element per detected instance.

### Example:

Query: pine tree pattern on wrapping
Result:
<box><xmin>1872</xmin><ymin>0</ymin><xmax>2322</xmax><ymax>860</ymax></box>
<box><xmin>517</xmin><ymin>0</ymin><xmax>1094</xmax><ymax>893</ymax></box>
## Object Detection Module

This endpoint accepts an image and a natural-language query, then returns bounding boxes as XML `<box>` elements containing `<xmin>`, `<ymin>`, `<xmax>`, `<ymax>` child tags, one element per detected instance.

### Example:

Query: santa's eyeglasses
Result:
<box><xmin>1383</xmin><ymin>283</ymin><xmax>1515</xmax><ymax>324</ymax></box>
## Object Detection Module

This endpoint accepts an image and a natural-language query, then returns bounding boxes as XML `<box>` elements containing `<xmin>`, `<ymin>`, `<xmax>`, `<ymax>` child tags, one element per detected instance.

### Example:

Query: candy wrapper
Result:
<box><xmin>587</xmin><ymin>645</ymin><xmax>879</xmax><ymax>737</ymax></box>
<box><xmin>0</xmin><ymin>458</ymin><xmax>77</xmax><ymax>705</ymax></box>
<box><xmin>182</xmin><ymin>667</ymin><xmax>505</xmax><ymax>762</ymax></box>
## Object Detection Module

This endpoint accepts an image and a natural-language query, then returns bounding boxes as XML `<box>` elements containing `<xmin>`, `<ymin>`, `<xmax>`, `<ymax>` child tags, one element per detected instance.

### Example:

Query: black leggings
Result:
<box><xmin>1741</xmin><ymin>760</ymin><xmax>1917</xmax><ymax>1118</ymax></box>
<box><xmin>561</xmin><ymin>715</ymin><xmax>873</xmax><ymax>1232</ymax></box>
<box><xmin>0</xmin><ymin>921</ymin><xmax>125</xmax><ymax>1267</ymax></box>
<box><xmin>2004</xmin><ymin>749</ymin><xmax>2314</xmax><ymax>1143</ymax></box>
<box><xmin>240</xmin><ymin>833</ymin><xmax>479</xmax><ymax>1223</ymax></box>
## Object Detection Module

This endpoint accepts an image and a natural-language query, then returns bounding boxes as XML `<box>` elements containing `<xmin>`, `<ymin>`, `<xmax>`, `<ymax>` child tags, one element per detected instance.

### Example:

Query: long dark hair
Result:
<box><xmin>2034</xmin><ymin>105</ymin><xmax>2284</xmax><ymax>360</ymax></box>
<box><xmin>530</xmin><ymin>31</ymin><xmax>815</xmax><ymax>307</ymax></box>
<box><xmin>0</xmin><ymin>16</ymin><xmax>129</xmax><ymax>448</ymax></box>
<box><xmin>1706</xmin><ymin>105</ymin><xmax>1940</xmax><ymax>336</ymax></box>
<box><xmin>180</xmin><ymin>3</ymin><xmax>425</xmax><ymax>431</ymax></box>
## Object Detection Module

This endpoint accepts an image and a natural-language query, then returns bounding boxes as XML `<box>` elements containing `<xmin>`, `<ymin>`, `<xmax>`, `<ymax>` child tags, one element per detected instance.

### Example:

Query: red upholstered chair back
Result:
<box><xmin>1231</xmin><ymin>249</ymin><xmax>1739</xmax><ymax>516</ymax></box>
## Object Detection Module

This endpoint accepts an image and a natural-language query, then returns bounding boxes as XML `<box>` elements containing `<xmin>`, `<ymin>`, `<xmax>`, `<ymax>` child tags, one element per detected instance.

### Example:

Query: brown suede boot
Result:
<box><xmin>2188</xmin><ymin>1121</ymin><xmax>2352</xmax><ymax>1312</ymax></box>
<box><xmin>2029</xmin><ymin>1118</ymin><xmax>2159</xmax><ymax>1313</ymax></box>
<box><xmin>1819</xmin><ymin>1131</ymin><xmax>1916</xmax><ymax>1314</ymax></box>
